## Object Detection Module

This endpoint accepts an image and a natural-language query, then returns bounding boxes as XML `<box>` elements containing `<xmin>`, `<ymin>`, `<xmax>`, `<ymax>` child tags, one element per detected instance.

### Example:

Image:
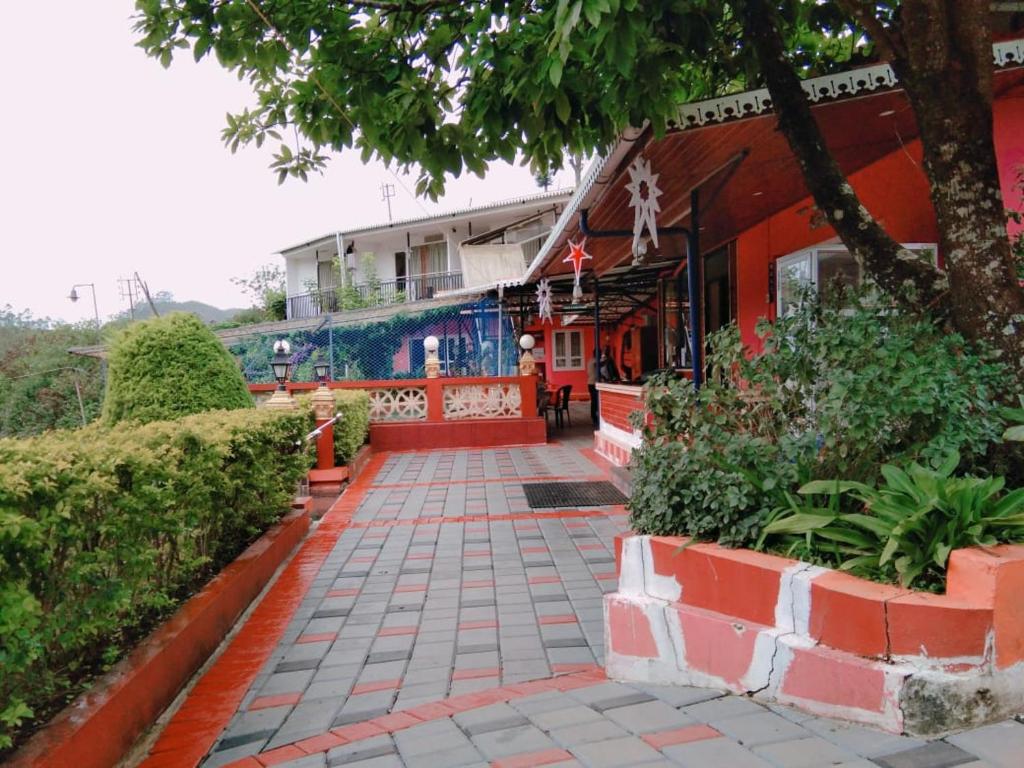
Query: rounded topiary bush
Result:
<box><xmin>102</xmin><ymin>312</ymin><xmax>252</xmax><ymax>424</ymax></box>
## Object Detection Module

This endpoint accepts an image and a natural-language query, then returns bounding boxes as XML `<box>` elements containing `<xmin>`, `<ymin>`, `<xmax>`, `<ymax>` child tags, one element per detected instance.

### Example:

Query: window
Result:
<box><xmin>552</xmin><ymin>330</ymin><xmax>584</xmax><ymax>371</ymax></box>
<box><xmin>776</xmin><ymin>243</ymin><xmax>936</xmax><ymax>315</ymax></box>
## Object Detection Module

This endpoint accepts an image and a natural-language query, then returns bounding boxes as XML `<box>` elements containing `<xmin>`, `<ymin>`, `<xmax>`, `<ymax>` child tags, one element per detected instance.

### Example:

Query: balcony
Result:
<box><xmin>286</xmin><ymin>271</ymin><xmax>464</xmax><ymax>319</ymax></box>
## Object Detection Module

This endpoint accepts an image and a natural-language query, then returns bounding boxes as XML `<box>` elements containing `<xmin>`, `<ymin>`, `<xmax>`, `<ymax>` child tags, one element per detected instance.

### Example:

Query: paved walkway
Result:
<box><xmin>141</xmin><ymin>443</ymin><xmax>1024</xmax><ymax>768</ymax></box>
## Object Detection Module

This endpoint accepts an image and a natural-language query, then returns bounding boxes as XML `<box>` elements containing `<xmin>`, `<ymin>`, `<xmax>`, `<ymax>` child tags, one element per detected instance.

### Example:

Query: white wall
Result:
<box><xmin>285</xmin><ymin>252</ymin><xmax>318</xmax><ymax>296</ymax></box>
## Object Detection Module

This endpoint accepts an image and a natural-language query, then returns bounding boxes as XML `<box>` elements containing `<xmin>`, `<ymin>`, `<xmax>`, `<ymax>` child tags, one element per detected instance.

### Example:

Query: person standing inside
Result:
<box><xmin>587</xmin><ymin>353</ymin><xmax>599</xmax><ymax>428</ymax></box>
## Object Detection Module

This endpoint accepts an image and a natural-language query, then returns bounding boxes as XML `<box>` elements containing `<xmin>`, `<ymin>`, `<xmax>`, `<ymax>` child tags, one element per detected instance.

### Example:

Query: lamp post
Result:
<box><xmin>68</xmin><ymin>283</ymin><xmax>101</xmax><ymax>341</ymax></box>
<box><xmin>265</xmin><ymin>339</ymin><xmax>298</xmax><ymax>410</ymax></box>
<box><xmin>518</xmin><ymin>334</ymin><xmax>537</xmax><ymax>376</ymax></box>
<box><xmin>424</xmin><ymin>335</ymin><xmax>441</xmax><ymax>378</ymax></box>
<box><xmin>310</xmin><ymin>359</ymin><xmax>336</xmax><ymax>470</ymax></box>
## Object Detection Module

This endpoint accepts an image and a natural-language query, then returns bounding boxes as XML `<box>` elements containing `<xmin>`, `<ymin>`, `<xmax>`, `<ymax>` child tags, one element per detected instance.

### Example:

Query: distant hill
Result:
<box><xmin>119</xmin><ymin>300</ymin><xmax>247</xmax><ymax>324</ymax></box>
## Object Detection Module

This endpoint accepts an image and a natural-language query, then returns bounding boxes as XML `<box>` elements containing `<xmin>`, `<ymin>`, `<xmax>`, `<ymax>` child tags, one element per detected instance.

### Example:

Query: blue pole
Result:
<box><xmin>687</xmin><ymin>189</ymin><xmax>703</xmax><ymax>390</ymax></box>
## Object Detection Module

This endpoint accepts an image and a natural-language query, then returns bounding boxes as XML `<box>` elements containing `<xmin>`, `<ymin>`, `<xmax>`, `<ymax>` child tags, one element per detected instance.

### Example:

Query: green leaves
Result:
<box><xmin>761</xmin><ymin>453</ymin><xmax>1024</xmax><ymax>589</ymax></box>
<box><xmin>0</xmin><ymin>408</ymin><xmax>310</xmax><ymax>750</ymax></box>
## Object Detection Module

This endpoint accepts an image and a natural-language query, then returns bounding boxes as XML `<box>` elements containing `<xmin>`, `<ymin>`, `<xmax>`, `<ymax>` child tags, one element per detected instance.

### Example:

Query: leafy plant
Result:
<box><xmin>628</xmin><ymin>294</ymin><xmax>1015</xmax><ymax>552</ymax></box>
<box><xmin>332</xmin><ymin>390</ymin><xmax>371</xmax><ymax>464</ymax></box>
<box><xmin>1003</xmin><ymin>397</ymin><xmax>1024</xmax><ymax>443</ymax></box>
<box><xmin>103</xmin><ymin>313</ymin><xmax>253</xmax><ymax>425</ymax></box>
<box><xmin>758</xmin><ymin>453</ymin><xmax>1024</xmax><ymax>589</ymax></box>
<box><xmin>0</xmin><ymin>408</ymin><xmax>309</xmax><ymax>754</ymax></box>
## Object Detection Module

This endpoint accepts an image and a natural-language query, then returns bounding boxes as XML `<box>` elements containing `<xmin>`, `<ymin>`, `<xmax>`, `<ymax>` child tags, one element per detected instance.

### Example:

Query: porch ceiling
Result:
<box><xmin>538</xmin><ymin>67</ymin><xmax>1024</xmax><ymax>279</ymax></box>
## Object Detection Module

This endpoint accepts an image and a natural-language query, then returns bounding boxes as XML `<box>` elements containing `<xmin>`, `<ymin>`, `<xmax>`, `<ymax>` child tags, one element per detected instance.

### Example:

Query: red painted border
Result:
<box><xmin>219</xmin><ymin>666</ymin><xmax>607</xmax><ymax>768</ymax></box>
<box><xmin>137</xmin><ymin>452</ymin><xmax>390</xmax><ymax>768</ymax></box>
<box><xmin>9</xmin><ymin>503</ymin><xmax>313</xmax><ymax>768</ymax></box>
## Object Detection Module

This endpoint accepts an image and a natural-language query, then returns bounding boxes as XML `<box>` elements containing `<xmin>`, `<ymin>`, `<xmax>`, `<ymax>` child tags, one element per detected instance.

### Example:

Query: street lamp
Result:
<box><xmin>68</xmin><ymin>283</ymin><xmax>101</xmax><ymax>341</ymax></box>
<box><xmin>424</xmin><ymin>335</ymin><xmax>441</xmax><ymax>378</ymax></box>
<box><xmin>313</xmin><ymin>360</ymin><xmax>331</xmax><ymax>386</ymax></box>
<box><xmin>265</xmin><ymin>339</ymin><xmax>297</xmax><ymax>410</ymax></box>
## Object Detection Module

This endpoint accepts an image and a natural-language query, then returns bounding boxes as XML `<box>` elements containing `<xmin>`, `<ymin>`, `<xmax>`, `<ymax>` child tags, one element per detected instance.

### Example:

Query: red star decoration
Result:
<box><xmin>563</xmin><ymin>237</ymin><xmax>592</xmax><ymax>280</ymax></box>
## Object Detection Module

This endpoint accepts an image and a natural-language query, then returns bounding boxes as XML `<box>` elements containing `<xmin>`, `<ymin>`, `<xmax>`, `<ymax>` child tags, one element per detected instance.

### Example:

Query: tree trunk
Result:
<box><xmin>891</xmin><ymin>0</ymin><xmax>1024</xmax><ymax>373</ymax></box>
<box><xmin>741</xmin><ymin>0</ymin><xmax>950</xmax><ymax>312</ymax></box>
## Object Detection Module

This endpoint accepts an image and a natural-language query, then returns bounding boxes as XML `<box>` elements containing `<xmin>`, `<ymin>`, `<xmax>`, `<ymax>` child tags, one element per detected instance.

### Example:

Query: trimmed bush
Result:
<box><xmin>0</xmin><ymin>409</ymin><xmax>309</xmax><ymax>753</ymax></box>
<box><xmin>102</xmin><ymin>313</ymin><xmax>252</xmax><ymax>425</ymax></box>
<box><xmin>333</xmin><ymin>390</ymin><xmax>370</xmax><ymax>465</ymax></box>
<box><xmin>629</xmin><ymin>295</ymin><xmax>1016</xmax><ymax>555</ymax></box>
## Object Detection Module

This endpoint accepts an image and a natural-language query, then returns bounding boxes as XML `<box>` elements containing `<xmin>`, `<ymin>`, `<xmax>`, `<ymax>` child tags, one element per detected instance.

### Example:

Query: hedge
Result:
<box><xmin>333</xmin><ymin>390</ymin><xmax>370</xmax><ymax>465</ymax></box>
<box><xmin>103</xmin><ymin>313</ymin><xmax>252</xmax><ymax>425</ymax></box>
<box><xmin>0</xmin><ymin>408</ymin><xmax>310</xmax><ymax>753</ymax></box>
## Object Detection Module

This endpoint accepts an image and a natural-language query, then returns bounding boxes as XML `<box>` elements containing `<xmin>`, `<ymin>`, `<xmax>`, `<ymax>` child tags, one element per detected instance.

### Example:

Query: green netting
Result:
<box><xmin>228</xmin><ymin>297</ymin><xmax>519</xmax><ymax>383</ymax></box>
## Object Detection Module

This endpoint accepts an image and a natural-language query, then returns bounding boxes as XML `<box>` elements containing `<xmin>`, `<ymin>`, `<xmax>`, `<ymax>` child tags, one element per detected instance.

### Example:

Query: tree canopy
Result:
<box><xmin>134</xmin><ymin>1</ymin><xmax>1024</xmax><ymax>375</ymax></box>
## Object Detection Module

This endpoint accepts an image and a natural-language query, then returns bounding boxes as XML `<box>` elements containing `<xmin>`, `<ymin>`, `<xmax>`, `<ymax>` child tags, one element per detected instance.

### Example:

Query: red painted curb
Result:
<box><xmin>136</xmin><ymin>451</ymin><xmax>390</xmax><ymax>768</ymax></box>
<box><xmin>218</xmin><ymin>667</ymin><xmax>608</xmax><ymax>768</ymax></box>
<box><xmin>9</xmin><ymin>503</ymin><xmax>312</xmax><ymax>768</ymax></box>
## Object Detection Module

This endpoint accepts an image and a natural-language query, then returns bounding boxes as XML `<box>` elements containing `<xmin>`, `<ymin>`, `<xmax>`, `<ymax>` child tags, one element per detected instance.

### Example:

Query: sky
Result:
<box><xmin>0</xmin><ymin>1</ymin><xmax>576</xmax><ymax>325</ymax></box>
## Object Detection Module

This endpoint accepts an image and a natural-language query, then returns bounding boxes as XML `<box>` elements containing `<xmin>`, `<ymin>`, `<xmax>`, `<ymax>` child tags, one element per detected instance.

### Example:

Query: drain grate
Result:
<box><xmin>523</xmin><ymin>481</ymin><xmax>628</xmax><ymax>509</ymax></box>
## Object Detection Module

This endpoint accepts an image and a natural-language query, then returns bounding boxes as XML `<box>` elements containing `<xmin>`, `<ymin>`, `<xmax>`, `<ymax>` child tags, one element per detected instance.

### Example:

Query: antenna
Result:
<box><xmin>380</xmin><ymin>182</ymin><xmax>396</xmax><ymax>223</ymax></box>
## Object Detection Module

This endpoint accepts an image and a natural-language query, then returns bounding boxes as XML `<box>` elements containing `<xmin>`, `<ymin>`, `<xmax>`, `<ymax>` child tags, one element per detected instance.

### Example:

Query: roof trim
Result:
<box><xmin>277</xmin><ymin>187</ymin><xmax>574</xmax><ymax>255</ymax></box>
<box><xmin>525</xmin><ymin>36</ymin><xmax>1024</xmax><ymax>282</ymax></box>
<box><xmin>675</xmin><ymin>38</ymin><xmax>1024</xmax><ymax>131</ymax></box>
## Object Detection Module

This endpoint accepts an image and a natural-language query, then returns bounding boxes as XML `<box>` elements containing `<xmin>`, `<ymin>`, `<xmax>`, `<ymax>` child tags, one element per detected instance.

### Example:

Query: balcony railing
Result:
<box><xmin>286</xmin><ymin>271</ymin><xmax>464</xmax><ymax>319</ymax></box>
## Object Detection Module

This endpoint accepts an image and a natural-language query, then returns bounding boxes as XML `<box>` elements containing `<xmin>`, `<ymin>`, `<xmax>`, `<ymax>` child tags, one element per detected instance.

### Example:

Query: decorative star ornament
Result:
<box><xmin>563</xmin><ymin>237</ymin><xmax>592</xmax><ymax>302</ymax></box>
<box><xmin>536</xmin><ymin>278</ymin><xmax>554</xmax><ymax>324</ymax></box>
<box><xmin>625</xmin><ymin>157</ymin><xmax>663</xmax><ymax>257</ymax></box>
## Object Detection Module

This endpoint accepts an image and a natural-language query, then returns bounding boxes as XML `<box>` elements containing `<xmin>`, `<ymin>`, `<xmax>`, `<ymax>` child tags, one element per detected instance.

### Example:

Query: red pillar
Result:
<box><xmin>315</xmin><ymin>420</ymin><xmax>335</xmax><ymax>470</ymax></box>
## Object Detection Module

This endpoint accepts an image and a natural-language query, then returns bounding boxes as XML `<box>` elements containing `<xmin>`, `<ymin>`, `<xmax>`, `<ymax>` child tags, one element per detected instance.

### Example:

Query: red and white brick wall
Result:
<box><xmin>606</xmin><ymin>535</ymin><xmax>1024</xmax><ymax>737</ymax></box>
<box><xmin>595</xmin><ymin>384</ymin><xmax>644</xmax><ymax>467</ymax></box>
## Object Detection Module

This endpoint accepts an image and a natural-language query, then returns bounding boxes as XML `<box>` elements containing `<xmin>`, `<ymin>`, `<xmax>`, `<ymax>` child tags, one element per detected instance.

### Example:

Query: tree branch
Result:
<box><xmin>742</xmin><ymin>0</ymin><xmax>948</xmax><ymax>312</ymax></box>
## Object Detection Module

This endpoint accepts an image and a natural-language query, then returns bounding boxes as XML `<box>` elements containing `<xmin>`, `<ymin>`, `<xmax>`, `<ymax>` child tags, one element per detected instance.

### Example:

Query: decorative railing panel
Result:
<box><xmin>442</xmin><ymin>382</ymin><xmax>522</xmax><ymax>420</ymax></box>
<box><xmin>367</xmin><ymin>386</ymin><xmax>428</xmax><ymax>421</ymax></box>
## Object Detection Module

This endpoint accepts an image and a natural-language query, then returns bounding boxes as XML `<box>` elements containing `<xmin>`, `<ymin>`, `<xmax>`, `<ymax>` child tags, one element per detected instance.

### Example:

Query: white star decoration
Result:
<box><xmin>536</xmin><ymin>278</ymin><xmax>553</xmax><ymax>324</ymax></box>
<box><xmin>625</xmin><ymin>157</ymin><xmax>662</xmax><ymax>256</ymax></box>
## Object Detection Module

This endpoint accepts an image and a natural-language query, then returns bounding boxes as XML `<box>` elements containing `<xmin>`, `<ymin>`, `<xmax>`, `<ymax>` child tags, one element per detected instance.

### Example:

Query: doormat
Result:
<box><xmin>523</xmin><ymin>481</ymin><xmax>628</xmax><ymax>509</ymax></box>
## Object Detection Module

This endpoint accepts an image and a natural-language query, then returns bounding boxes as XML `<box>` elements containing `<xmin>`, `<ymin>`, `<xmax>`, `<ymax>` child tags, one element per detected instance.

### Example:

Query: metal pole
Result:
<box><xmin>328</xmin><ymin>319</ymin><xmax>335</xmax><ymax>380</ymax></box>
<box><xmin>497</xmin><ymin>289</ymin><xmax>503</xmax><ymax>376</ymax></box>
<box><xmin>73</xmin><ymin>377</ymin><xmax>87</xmax><ymax>426</ymax></box>
<box><xmin>687</xmin><ymin>189</ymin><xmax>703</xmax><ymax>390</ymax></box>
<box><xmin>593</xmin><ymin>271</ymin><xmax>601</xmax><ymax>375</ymax></box>
<box><xmin>87</xmin><ymin>284</ymin><xmax>101</xmax><ymax>341</ymax></box>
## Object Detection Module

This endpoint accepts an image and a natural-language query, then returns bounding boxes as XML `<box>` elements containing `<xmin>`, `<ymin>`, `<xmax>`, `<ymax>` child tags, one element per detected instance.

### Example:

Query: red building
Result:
<box><xmin>509</xmin><ymin>38</ymin><xmax>1024</xmax><ymax>465</ymax></box>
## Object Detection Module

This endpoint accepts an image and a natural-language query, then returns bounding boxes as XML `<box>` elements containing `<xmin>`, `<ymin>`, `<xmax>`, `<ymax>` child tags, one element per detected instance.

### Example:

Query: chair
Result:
<box><xmin>545</xmin><ymin>385</ymin><xmax>572</xmax><ymax>428</ymax></box>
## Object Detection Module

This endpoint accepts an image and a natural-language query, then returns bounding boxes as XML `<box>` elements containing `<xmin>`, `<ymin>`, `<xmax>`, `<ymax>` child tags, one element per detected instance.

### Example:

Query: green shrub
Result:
<box><xmin>758</xmin><ymin>453</ymin><xmax>1024</xmax><ymax>589</ymax></box>
<box><xmin>333</xmin><ymin>390</ymin><xmax>370</xmax><ymax>464</ymax></box>
<box><xmin>102</xmin><ymin>313</ymin><xmax>252</xmax><ymax>425</ymax></box>
<box><xmin>628</xmin><ymin>295</ymin><xmax>1015</xmax><ymax>551</ymax></box>
<box><xmin>0</xmin><ymin>409</ymin><xmax>309</xmax><ymax>753</ymax></box>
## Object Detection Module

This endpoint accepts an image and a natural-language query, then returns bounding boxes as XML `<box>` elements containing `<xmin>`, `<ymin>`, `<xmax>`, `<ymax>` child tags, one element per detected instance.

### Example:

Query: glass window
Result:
<box><xmin>817</xmin><ymin>249</ymin><xmax>860</xmax><ymax>299</ymax></box>
<box><xmin>777</xmin><ymin>252</ymin><xmax>813</xmax><ymax>316</ymax></box>
<box><xmin>776</xmin><ymin>244</ymin><xmax>936</xmax><ymax>313</ymax></box>
<box><xmin>553</xmin><ymin>330</ymin><xmax>584</xmax><ymax>370</ymax></box>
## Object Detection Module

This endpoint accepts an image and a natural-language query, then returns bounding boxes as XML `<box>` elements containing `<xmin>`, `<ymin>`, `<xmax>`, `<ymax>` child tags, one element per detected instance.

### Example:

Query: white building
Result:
<box><xmin>278</xmin><ymin>189</ymin><xmax>573</xmax><ymax>319</ymax></box>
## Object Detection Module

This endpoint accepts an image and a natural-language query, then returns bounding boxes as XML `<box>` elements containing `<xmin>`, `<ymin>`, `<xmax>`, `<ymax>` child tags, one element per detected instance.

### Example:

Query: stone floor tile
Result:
<box><xmin>752</xmin><ymin>736</ymin><xmax>860</xmax><ymax>767</ymax></box>
<box><xmin>682</xmin><ymin>695</ymin><xmax>769</xmax><ymax>724</ymax></box>
<box><xmin>568</xmin><ymin>735</ymin><xmax>665</xmax><ymax>767</ymax></box>
<box><xmin>662</xmin><ymin>737</ymin><xmax>775</xmax><ymax>768</ymax></box>
<box><xmin>602</xmin><ymin>699</ymin><xmax>697</xmax><ymax>735</ymax></box>
<box><xmin>470</xmin><ymin>723</ymin><xmax>559</xmax><ymax>759</ymax></box>
<box><xmin>872</xmin><ymin>741</ymin><xmax>991</xmax><ymax>768</ymax></box>
<box><xmin>800</xmin><ymin>716</ymin><xmax>924</xmax><ymax>758</ymax></box>
<box><xmin>947</xmin><ymin>720</ymin><xmax>1024</xmax><ymax>767</ymax></box>
<box><xmin>712</xmin><ymin>711</ymin><xmax>813</xmax><ymax>747</ymax></box>
<box><xmin>454</xmin><ymin>702</ymin><xmax>530</xmax><ymax>735</ymax></box>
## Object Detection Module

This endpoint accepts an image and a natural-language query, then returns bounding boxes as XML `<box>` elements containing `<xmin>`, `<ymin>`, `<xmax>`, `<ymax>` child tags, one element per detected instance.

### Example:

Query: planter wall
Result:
<box><xmin>9</xmin><ymin>501</ymin><xmax>312</xmax><ymax>768</ymax></box>
<box><xmin>605</xmin><ymin>535</ymin><xmax>1024</xmax><ymax>737</ymax></box>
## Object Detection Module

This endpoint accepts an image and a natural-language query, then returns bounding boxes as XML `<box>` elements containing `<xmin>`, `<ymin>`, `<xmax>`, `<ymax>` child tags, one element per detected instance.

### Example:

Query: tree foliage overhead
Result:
<box><xmin>134</xmin><ymin>0</ymin><xmax>1024</xmax><ymax>375</ymax></box>
<box><xmin>103</xmin><ymin>312</ymin><xmax>253</xmax><ymax>424</ymax></box>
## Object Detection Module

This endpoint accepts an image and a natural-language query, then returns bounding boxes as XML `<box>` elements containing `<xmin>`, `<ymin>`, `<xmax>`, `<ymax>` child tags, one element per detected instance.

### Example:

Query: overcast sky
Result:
<box><xmin>0</xmin><ymin>1</ymin><xmax>574</xmax><ymax>325</ymax></box>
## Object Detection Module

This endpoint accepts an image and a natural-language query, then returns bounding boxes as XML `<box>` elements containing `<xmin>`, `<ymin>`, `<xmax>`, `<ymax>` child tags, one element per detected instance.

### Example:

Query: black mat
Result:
<box><xmin>523</xmin><ymin>481</ymin><xmax>628</xmax><ymax>509</ymax></box>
